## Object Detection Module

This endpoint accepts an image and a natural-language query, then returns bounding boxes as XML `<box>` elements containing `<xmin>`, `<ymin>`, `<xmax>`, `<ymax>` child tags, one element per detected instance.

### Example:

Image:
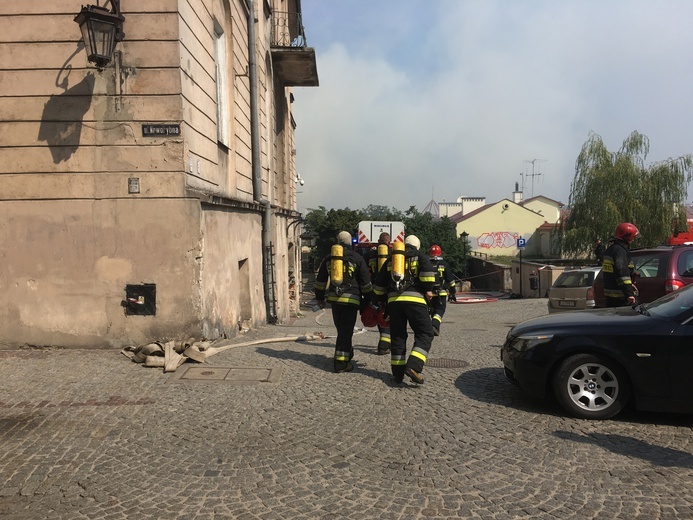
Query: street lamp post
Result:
<box><xmin>460</xmin><ymin>231</ymin><xmax>469</xmax><ymax>278</ymax></box>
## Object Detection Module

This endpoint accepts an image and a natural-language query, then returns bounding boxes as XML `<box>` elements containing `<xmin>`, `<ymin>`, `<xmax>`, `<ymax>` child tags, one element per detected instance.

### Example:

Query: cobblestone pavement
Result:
<box><xmin>2</xmin><ymin>296</ymin><xmax>693</xmax><ymax>519</ymax></box>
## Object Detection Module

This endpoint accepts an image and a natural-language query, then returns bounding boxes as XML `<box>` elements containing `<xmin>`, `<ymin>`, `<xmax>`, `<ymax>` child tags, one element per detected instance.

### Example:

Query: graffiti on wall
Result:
<box><xmin>477</xmin><ymin>231</ymin><xmax>519</xmax><ymax>249</ymax></box>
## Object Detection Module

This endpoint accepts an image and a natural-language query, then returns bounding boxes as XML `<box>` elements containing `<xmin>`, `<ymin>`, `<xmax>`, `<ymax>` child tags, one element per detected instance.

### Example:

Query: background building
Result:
<box><xmin>450</xmin><ymin>195</ymin><xmax>564</xmax><ymax>257</ymax></box>
<box><xmin>0</xmin><ymin>0</ymin><xmax>318</xmax><ymax>348</ymax></box>
<box><xmin>438</xmin><ymin>196</ymin><xmax>486</xmax><ymax>219</ymax></box>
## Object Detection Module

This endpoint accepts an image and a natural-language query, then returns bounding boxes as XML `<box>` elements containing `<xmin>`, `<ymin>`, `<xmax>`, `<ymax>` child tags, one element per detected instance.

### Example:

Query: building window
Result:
<box><xmin>214</xmin><ymin>21</ymin><xmax>229</xmax><ymax>147</ymax></box>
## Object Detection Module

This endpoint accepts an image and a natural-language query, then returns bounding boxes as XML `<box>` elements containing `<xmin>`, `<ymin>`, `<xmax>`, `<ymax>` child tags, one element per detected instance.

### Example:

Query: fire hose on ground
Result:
<box><xmin>121</xmin><ymin>332</ymin><xmax>328</xmax><ymax>373</ymax></box>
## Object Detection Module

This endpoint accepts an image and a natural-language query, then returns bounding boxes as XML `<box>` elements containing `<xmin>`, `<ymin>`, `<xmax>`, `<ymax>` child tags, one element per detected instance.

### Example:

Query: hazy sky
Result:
<box><xmin>293</xmin><ymin>0</ymin><xmax>693</xmax><ymax>214</ymax></box>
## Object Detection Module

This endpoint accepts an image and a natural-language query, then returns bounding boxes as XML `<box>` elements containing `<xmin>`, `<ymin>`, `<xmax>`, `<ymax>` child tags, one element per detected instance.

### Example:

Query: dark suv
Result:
<box><xmin>594</xmin><ymin>245</ymin><xmax>693</xmax><ymax>306</ymax></box>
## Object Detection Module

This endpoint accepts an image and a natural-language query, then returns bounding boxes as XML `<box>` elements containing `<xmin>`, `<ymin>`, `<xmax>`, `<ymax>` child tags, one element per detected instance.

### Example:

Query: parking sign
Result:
<box><xmin>517</xmin><ymin>237</ymin><xmax>526</xmax><ymax>250</ymax></box>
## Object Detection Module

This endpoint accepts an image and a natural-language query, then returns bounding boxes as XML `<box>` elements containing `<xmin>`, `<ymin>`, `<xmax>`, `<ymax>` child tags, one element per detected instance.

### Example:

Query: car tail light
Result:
<box><xmin>665</xmin><ymin>279</ymin><xmax>685</xmax><ymax>292</ymax></box>
<box><xmin>585</xmin><ymin>286</ymin><xmax>596</xmax><ymax>307</ymax></box>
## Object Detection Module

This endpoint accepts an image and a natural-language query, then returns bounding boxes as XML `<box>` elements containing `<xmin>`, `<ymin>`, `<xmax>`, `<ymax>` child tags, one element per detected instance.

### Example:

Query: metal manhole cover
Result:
<box><xmin>168</xmin><ymin>366</ymin><xmax>282</xmax><ymax>384</ymax></box>
<box><xmin>427</xmin><ymin>358</ymin><xmax>469</xmax><ymax>369</ymax></box>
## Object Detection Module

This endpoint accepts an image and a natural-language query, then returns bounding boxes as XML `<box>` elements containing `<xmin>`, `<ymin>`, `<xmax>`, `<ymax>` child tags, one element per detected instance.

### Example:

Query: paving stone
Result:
<box><xmin>2</xmin><ymin>297</ymin><xmax>693</xmax><ymax>518</ymax></box>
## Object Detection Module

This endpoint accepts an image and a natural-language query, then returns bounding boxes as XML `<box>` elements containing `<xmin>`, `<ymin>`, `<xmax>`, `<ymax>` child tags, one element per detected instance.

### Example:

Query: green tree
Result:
<box><xmin>562</xmin><ymin>131</ymin><xmax>693</xmax><ymax>256</ymax></box>
<box><xmin>303</xmin><ymin>205</ymin><xmax>465</xmax><ymax>277</ymax></box>
<box><xmin>303</xmin><ymin>206</ymin><xmax>365</xmax><ymax>263</ymax></box>
<box><xmin>362</xmin><ymin>205</ymin><xmax>405</xmax><ymax>221</ymax></box>
<box><xmin>402</xmin><ymin>207</ymin><xmax>465</xmax><ymax>276</ymax></box>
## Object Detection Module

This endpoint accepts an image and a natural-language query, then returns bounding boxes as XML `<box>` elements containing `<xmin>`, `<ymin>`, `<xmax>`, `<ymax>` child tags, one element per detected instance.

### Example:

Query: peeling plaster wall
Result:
<box><xmin>0</xmin><ymin>199</ymin><xmax>202</xmax><ymax>348</ymax></box>
<box><xmin>0</xmin><ymin>0</ymin><xmax>307</xmax><ymax>348</ymax></box>
<box><xmin>199</xmin><ymin>207</ymin><xmax>265</xmax><ymax>338</ymax></box>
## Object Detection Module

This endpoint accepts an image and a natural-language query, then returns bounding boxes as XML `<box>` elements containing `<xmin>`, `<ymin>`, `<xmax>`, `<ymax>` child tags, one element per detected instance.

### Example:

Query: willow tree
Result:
<box><xmin>562</xmin><ymin>131</ymin><xmax>693</xmax><ymax>257</ymax></box>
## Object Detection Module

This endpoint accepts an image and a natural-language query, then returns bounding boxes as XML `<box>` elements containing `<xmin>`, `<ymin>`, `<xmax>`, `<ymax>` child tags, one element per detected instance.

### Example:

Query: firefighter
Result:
<box><xmin>594</xmin><ymin>238</ymin><xmax>605</xmax><ymax>265</ymax></box>
<box><xmin>314</xmin><ymin>231</ymin><xmax>374</xmax><ymax>373</ymax></box>
<box><xmin>428</xmin><ymin>244</ymin><xmax>456</xmax><ymax>336</ymax></box>
<box><xmin>602</xmin><ymin>222</ymin><xmax>639</xmax><ymax>307</ymax></box>
<box><xmin>374</xmin><ymin>235</ymin><xmax>436</xmax><ymax>385</ymax></box>
<box><xmin>363</xmin><ymin>232</ymin><xmax>392</xmax><ymax>355</ymax></box>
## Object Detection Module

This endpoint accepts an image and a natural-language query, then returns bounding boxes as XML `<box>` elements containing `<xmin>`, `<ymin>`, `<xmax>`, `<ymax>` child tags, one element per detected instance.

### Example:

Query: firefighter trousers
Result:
<box><xmin>387</xmin><ymin>301</ymin><xmax>435</xmax><ymax>379</ymax></box>
<box><xmin>377</xmin><ymin>324</ymin><xmax>391</xmax><ymax>353</ymax></box>
<box><xmin>429</xmin><ymin>295</ymin><xmax>447</xmax><ymax>333</ymax></box>
<box><xmin>331</xmin><ymin>303</ymin><xmax>358</xmax><ymax>371</ymax></box>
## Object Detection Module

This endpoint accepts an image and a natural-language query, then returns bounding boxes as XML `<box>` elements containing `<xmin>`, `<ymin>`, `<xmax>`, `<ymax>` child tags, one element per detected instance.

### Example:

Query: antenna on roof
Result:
<box><xmin>523</xmin><ymin>159</ymin><xmax>546</xmax><ymax>198</ymax></box>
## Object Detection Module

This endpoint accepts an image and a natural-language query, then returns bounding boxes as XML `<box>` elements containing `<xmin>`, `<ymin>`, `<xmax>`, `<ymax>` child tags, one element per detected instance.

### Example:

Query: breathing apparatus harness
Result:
<box><xmin>329</xmin><ymin>244</ymin><xmax>355</xmax><ymax>296</ymax></box>
<box><xmin>390</xmin><ymin>241</ymin><xmax>416</xmax><ymax>293</ymax></box>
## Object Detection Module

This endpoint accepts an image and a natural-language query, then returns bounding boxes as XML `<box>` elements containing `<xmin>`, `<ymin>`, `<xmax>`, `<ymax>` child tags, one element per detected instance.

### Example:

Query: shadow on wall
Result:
<box><xmin>38</xmin><ymin>52</ymin><xmax>95</xmax><ymax>164</ymax></box>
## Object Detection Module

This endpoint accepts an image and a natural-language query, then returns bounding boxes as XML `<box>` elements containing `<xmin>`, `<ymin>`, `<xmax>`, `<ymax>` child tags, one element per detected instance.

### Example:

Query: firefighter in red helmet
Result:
<box><xmin>428</xmin><ymin>244</ymin><xmax>456</xmax><ymax>336</ymax></box>
<box><xmin>602</xmin><ymin>222</ymin><xmax>640</xmax><ymax>307</ymax></box>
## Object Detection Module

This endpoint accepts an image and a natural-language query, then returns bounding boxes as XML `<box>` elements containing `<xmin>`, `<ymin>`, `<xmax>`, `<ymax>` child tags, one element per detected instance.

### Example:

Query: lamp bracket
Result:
<box><xmin>102</xmin><ymin>0</ymin><xmax>125</xmax><ymax>41</ymax></box>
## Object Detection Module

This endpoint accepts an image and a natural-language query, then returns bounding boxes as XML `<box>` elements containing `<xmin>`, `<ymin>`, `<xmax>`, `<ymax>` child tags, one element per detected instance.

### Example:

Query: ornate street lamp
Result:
<box><xmin>74</xmin><ymin>1</ymin><xmax>125</xmax><ymax>71</ymax></box>
<box><xmin>460</xmin><ymin>231</ymin><xmax>469</xmax><ymax>278</ymax></box>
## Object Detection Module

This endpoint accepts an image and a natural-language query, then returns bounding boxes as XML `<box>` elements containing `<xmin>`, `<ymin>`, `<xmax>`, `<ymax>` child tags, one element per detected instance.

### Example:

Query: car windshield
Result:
<box><xmin>645</xmin><ymin>284</ymin><xmax>693</xmax><ymax>319</ymax></box>
<box><xmin>552</xmin><ymin>271</ymin><xmax>595</xmax><ymax>288</ymax></box>
<box><xmin>633</xmin><ymin>253</ymin><xmax>662</xmax><ymax>278</ymax></box>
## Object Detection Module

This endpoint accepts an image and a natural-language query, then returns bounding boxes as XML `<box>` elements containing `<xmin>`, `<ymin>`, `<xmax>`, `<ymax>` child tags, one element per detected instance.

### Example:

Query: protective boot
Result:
<box><xmin>334</xmin><ymin>348</ymin><xmax>354</xmax><ymax>373</ymax></box>
<box><xmin>405</xmin><ymin>347</ymin><xmax>427</xmax><ymax>385</ymax></box>
<box><xmin>404</xmin><ymin>367</ymin><xmax>424</xmax><ymax>384</ymax></box>
<box><xmin>334</xmin><ymin>360</ymin><xmax>354</xmax><ymax>373</ymax></box>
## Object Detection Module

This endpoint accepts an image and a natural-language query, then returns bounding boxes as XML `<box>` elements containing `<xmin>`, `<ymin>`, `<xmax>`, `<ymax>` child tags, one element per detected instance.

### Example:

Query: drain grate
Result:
<box><xmin>427</xmin><ymin>358</ymin><xmax>469</xmax><ymax>369</ymax></box>
<box><xmin>168</xmin><ymin>366</ymin><xmax>282</xmax><ymax>384</ymax></box>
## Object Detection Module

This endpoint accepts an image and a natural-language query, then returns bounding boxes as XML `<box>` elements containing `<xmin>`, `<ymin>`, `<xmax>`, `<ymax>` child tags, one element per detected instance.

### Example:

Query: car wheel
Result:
<box><xmin>552</xmin><ymin>353</ymin><xmax>629</xmax><ymax>420</ymax></box>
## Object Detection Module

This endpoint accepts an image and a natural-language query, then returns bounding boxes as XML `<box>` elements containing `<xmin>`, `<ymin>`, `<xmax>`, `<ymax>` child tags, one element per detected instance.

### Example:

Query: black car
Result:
<box><xmin>502</xmin><ymin>284</ymin><xmax>693</xmax><ymax>419</ymax></box>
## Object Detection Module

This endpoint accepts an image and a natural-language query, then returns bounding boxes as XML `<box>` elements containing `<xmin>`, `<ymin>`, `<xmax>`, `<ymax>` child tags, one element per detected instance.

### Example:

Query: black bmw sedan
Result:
<box><xmin>502</xmin><ymin>284</ymin><xmax>693</xmax><ymax>420</ymax></box>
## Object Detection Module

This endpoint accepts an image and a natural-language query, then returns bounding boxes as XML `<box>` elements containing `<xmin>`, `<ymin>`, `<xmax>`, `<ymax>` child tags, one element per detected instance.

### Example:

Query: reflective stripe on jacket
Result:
<box><xmin>373</xmin><ymin>249</ymin><xmax>435</xmax><ymax>306</ymax></box>
<box><xmin>430</xmin><ymin>256</ymin><xmax>456</xmax><ymax>296</ymax></box>
<box><xmin>602</xmin><ymin>239</ymin><xmax>635</xmax><ymax>299</ymax></box>
<box><xmin>314</xmin><ymin>248</ymin><xmax>373</xmax><ymax>306</ymax></box>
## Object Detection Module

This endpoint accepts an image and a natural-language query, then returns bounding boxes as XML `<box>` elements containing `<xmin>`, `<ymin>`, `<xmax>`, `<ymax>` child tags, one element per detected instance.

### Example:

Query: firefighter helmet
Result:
<box><xmin>336</xmin><ymin>231</ymin><xmax>352</xmax><ymax>246</ymax></box>
<box><xmin>614</xmin><ymin>222</ymin><xmax>640</xmax><ymax>244</ymax></box>
<box><xmin>404</xmin><ymin>235</ymin><xmax>421</xmax><ymax>250</ymax></box>
<box><xmin>429</xmin><ymin>245</ymin><xmax>442</xmax><ymax>257</ymax></box>
<box><xmin>361</xmin><ymin>304</ymin><xmax>379</xmax><ymax>328</ymax></box>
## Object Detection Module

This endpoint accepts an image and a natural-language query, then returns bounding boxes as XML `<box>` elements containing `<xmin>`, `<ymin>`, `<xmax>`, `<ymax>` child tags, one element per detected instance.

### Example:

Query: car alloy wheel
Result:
<box><xmin>553</xmin><ymin>353</ymin><xmax>629</xmax><ymax>420</ymax></box>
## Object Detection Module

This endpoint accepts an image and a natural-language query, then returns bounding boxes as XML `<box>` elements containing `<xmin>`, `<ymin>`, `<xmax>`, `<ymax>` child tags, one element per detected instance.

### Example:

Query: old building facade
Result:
<box><xmin>0</xmin><ymin>0</ymin><xmax>318</xmax><ymax>348</ymax></box>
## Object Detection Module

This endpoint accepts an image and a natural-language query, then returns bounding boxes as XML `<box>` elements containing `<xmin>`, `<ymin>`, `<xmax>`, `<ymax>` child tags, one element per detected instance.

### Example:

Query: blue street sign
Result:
<box><xmin>517</xmin><ymin>237</ymin><xmax>526</xmax><ymax>249</ymax></box>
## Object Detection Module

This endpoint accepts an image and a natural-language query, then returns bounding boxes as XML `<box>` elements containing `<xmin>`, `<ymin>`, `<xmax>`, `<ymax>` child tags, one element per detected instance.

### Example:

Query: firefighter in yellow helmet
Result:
<box><xmin>373</xmin><ymin>234</ymin><xmax>436</xmax><ymax>384</ymax></box>
<box><xmin>428</xmin><ymin>244</ymin><xmax>456</xmax><ymax>336</ymax></box>
<box><xmin>363</xmin><ymin>232</ymin><xmax>392</xmax><ymax>355</ymax></box>
<box><xmin>314</xmin><ymin>231</ymin><xmax>374</xmax><ymax>373</ymax></box>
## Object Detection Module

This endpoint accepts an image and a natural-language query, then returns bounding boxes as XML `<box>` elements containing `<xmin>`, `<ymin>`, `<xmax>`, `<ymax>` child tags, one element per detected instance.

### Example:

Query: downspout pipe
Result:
<box><xmin>247</xmin><ymin>0</ymin><xmax>276</xmax><ymax>322</ymax></box>
<box><xmin>248</xmin><ymin>0</ymin><xmax>262</xmax><ymax>201</ymax></box>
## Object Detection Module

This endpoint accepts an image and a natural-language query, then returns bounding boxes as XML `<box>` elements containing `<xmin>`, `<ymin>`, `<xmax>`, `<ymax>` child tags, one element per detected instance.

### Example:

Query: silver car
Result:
<box><xmin>547</xmin><ymin>267</ymin><xmax>601</xmax><ymax>313</ymax></box>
